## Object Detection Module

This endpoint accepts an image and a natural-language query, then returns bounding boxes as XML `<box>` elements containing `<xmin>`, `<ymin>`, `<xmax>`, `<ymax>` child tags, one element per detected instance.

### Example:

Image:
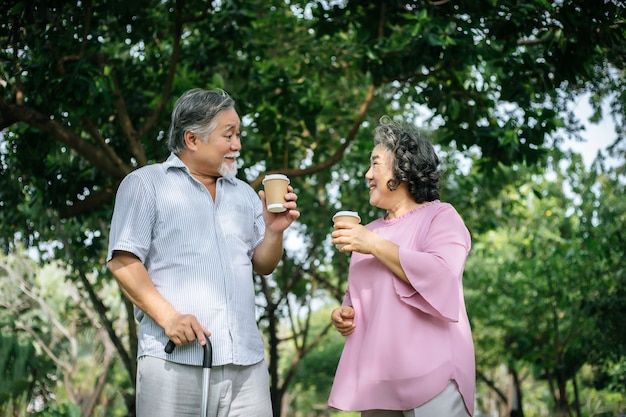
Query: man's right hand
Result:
<box><xmin>164</xmin><ymin>313</ymin><xmax>211</xmax><ymax>347</ymax></box>
<box><xmin>331</xmin><ymin>306</ymin><xmax>356</xmax><ymax>336</ymax></box>
<box><xmin>108</xmin><ymin>252</ymin><xmax>211</xmax><ymax>347</ymax></box>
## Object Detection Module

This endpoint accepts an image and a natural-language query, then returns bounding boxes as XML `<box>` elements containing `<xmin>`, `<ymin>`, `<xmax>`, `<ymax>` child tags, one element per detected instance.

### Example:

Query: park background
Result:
<box><xmin>1</xmin><ymin>1</ymin><xmax>625</xmax><ymax>416</ymax></box>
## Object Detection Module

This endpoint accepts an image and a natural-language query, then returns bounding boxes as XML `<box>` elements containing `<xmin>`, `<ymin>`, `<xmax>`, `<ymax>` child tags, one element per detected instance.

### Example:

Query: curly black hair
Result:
<box><xmin>373</xmin><ymin>119</ymin><xmax>440</xmax><ymax>203</ymax></box>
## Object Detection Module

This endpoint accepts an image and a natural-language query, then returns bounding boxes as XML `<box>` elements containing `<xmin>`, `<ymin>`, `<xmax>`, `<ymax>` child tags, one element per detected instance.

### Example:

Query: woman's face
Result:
<box><xmin>365</xmin><ymin>144</ymin><xmax>395</xmax><ymax>209</ymax></box>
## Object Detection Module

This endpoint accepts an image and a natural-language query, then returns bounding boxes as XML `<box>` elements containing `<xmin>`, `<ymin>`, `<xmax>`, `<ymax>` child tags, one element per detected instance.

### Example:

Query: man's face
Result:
<box><xmin>197</xmin><ymin>108</ymin><xmax>242</xmax><ymax>179</ymax></box>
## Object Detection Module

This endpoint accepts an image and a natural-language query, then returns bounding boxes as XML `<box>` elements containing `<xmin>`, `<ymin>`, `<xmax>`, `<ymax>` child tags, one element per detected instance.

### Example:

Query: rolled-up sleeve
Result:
<box><xmin>107</xmin><ymin>174</ymin><xmax>156</xmax><ymax>264</ymax></box>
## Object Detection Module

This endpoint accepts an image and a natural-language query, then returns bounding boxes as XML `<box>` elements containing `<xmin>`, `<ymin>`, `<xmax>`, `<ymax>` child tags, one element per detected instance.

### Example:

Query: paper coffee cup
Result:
<box><xmin>333</xmin><ymin>211</ymin><xmax>361</xmax><ymax>250</ymax></box>
<box><xmin>262</xmin><ymin>174</ymin><xmax>290</xmax><ymax>213</ymax></box>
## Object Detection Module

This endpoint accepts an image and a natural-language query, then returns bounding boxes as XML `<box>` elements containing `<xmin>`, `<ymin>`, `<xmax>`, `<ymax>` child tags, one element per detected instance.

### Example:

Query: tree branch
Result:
<box><xmin>517</xmin><ymin>38</ymin><xmax>545</xmax><ymax>46</ymax></box>
<box><xmin>282</xmin><ymin>319</ymin><xmax>334</xmax><ymax>393</ymax></box>
<box><xmin>56</xmin><ymin>222</ymin><xmax>137</xmax><ymax>385</ymax></box>
<box><xmin>18</xmin><ymin>280</ymin><xmax>78</xmax><ymax>360</ymax></box>
<box><xmin>11</xmin><ymin>11</ymin><xmax>25</xmax><ymax>106</ymax></box>
<box><xmin>81</xmin><ymin>114</ymin><xmax>131</xmax><ymax>171</ymax></box>
<box><xmin>135</xmin><ymin>0</ymin><xmax>188</xmax><ymax>141</ymax></box>
<box><xmin>109</xmin><ymin>0</ymin><xmax>189</xmax><ymax>166</ymax></box>
<box><xmin>82</xmin><ymin>330</ymin><xmax>116</xmax><ymax>417</ymax></box>
<box><xmin>55</xmin><ymin>0</ymin><xmax>92</xmax><ymax>74</ymax></box>
<box><xmin>249</xmin><ymin>83</ymin><xmax>376</xmax><ymax>189</ymax></box>
<box><xmin>110</xmin><ymin>76</ymin><xmax>148</xmax><ymax>167</ymax></box>
<box><xmin>58</xmin><ymin>187</ymin><xmax>116</xmax><ymax>219</ymax></box>
<box><xmin>77</xmin><ymin>267</ymin><xmax>135</xmax><ymax>386</ymax></box>
<box><xmin>15</xmin><ymin>322</ymin><xmax>73</xmax><ymax>374</ymax></box>
<box><xmin>477</xmin><ymin>369</ymin><xmax>508</xmax><ymax>403</ymax></box>
<box><xmin>0</xmin><ymin>98</ymin><xmax>132</xmax><ymax>179</ymax></box>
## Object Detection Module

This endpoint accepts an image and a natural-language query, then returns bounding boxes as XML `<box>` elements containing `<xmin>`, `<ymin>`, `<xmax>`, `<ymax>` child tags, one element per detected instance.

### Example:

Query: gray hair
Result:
<box><xmin>167</xmin><ymin>88</ymin><xmax>235</xmax><ymax>154</ymax></box>
<box><xmin>373</xmin><ymin>119</ymin><xmax>441</xmax><ymax>203</ymax></box>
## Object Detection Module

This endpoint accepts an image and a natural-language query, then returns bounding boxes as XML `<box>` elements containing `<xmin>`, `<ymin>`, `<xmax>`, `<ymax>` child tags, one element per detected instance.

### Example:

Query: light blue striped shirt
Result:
<box><xmin>107</xmin><ymin>153</ymin><xmax>266</xmax><ymax>367</ymax></box>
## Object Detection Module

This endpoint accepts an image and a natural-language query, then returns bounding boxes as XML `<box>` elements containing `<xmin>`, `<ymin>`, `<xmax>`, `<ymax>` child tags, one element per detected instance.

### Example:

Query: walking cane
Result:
<box><xmin>165</xmin><ymin>336</ymin><xmax>213</xmax><ymax>417</ymax></box>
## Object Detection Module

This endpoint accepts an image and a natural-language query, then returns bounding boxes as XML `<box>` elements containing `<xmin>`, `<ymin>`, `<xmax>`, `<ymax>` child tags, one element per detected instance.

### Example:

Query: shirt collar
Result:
<box><xmin>164</xmin><ymin>153</ymin><xmax>238</xmax><ymax>185</ymax></box>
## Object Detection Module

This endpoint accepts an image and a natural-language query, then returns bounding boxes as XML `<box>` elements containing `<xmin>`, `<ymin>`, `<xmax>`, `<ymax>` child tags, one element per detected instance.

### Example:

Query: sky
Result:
<box><xmin>563</xmin><ymin>95</ymin><xmax>620</xmax><ymax>168</ymax></box>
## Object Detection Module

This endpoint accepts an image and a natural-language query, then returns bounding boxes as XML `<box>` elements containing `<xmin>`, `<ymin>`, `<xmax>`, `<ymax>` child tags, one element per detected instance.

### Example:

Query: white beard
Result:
<box><xmin>219</xmin><ymin>153</ymin><xmax>240</xmax><ymax>179</ymax></box>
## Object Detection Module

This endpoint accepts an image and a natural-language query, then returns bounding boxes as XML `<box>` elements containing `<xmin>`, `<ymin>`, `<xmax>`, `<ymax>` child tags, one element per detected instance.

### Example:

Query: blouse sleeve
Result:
<box><xmin>342</xmin><ymin>287</ymin><xmax>352</xmax><ymax>307</ymax></box>
<box><xmin>393</xmin><ymin>205</ymin><xmax>471</xmax><ymax>321</ymax></box>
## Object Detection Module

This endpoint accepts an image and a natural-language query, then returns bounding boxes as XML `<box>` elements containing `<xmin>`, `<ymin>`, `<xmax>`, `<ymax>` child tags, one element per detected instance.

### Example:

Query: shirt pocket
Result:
<box><xmin>219</xmin><ymin>204</ymin><xmax>255</xmax><ymax>249</ymax></box>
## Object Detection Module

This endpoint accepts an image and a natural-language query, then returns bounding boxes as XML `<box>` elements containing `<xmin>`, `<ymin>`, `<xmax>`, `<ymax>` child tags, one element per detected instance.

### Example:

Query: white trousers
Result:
<box><xmin>136</xmin><ymin>356</ymin><xmax>272</xmax><ymax>417</ymax></box>
<box><xmin>361</xmin><ymin>381</ymin><xmax>471</xmax><ymax>417</ymax></box>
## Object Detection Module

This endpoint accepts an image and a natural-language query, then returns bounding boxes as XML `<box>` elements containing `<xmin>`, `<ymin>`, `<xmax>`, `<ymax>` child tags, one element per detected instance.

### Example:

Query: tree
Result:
<box><xmin>1</xmin><ymin>1</ymin><xmax>625</xmax><ymax>415</ymax></box>
<box><xmin>0</xmin><ymin>250</ymin><xmax>127</xmax><ymax>416</ymax></box>
<box><xmin>278</xmin><ymin>305</ymin><xmax>351</xmax><ymax>417</ymax></box>
<box><xmin>464</xmin><ymin>152</ymin><xmax>626</xmax><ymax>417</ymax></box>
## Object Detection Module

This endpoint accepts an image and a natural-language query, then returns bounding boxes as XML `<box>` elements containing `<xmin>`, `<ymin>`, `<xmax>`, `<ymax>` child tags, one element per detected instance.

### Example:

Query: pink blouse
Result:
<box><xmin>328</xmin><ymin>201</ymin><xmax>475</xmax><ymax>415</ymax></box>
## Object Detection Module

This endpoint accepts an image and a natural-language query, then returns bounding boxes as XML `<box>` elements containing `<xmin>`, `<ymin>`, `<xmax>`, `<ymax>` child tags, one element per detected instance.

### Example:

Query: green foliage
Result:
<box><xmin>289</xmin><ymin>307</ymin><xmax>343</xmax><ymax>388</ymax></box>
<box><xmin>33</xmin><ymin>401</ymin><xmax>81</xmax><ymax>417</ymax></box>
<box><xmin>0</xmin><ymin>333</ymin><xmax>50</xmax><ymax>412</ymax></box>
<box><xmin>0</xmin><ymin>251</ymin><xmax>130</xmax><ymax>416</ymax></box>
<box><xmin>0</xmin><ymin>254</ymin><xmax>58</xmax><ymax>414</ymax></box>
<box><xmin>276</xmin><ymin>304</ymin><xmax>361</xmax><ymax>416</ymax></box>
<box><xmin>1</xmin><ymin>0</ymin><xmax>625</xmax><ymax>415</ymax></box>
<box><xmin>465</xmin><ymin>154</ymin><xmax>626</xmax><ymax>414</ymax></box>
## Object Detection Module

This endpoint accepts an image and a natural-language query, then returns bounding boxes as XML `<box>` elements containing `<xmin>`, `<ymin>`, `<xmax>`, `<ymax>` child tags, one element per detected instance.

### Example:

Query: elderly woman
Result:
<box><xmin>328</xmin><ymin>120</ymin><xmax>475</xmax><ymax>417</ymax></box>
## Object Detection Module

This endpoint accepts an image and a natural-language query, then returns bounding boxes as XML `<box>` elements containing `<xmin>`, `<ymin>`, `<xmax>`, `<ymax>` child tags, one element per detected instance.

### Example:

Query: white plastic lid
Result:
<box><xmin>333</xmin><ymin>211</ymin><xmax>361</xmax><ymax>222</ymax></box>
<box><xmin>262</xmin><ymin>174</ymin><xmax>290</xmax><ymax>184</ymax></box>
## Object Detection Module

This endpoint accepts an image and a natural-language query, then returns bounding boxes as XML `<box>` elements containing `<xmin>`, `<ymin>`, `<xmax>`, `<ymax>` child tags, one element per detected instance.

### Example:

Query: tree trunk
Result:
<box><xmin>509</xmin><ymin>366</ymin><xmax>524</xmax><ymax>417</ymax></box>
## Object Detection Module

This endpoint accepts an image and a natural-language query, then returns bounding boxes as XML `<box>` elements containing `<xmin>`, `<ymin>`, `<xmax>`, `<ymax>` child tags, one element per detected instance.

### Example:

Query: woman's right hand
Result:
<box><xmin>331</xmin><ymin>306</ymin><xmax>356</xmax><ymax>336</ymax></box>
